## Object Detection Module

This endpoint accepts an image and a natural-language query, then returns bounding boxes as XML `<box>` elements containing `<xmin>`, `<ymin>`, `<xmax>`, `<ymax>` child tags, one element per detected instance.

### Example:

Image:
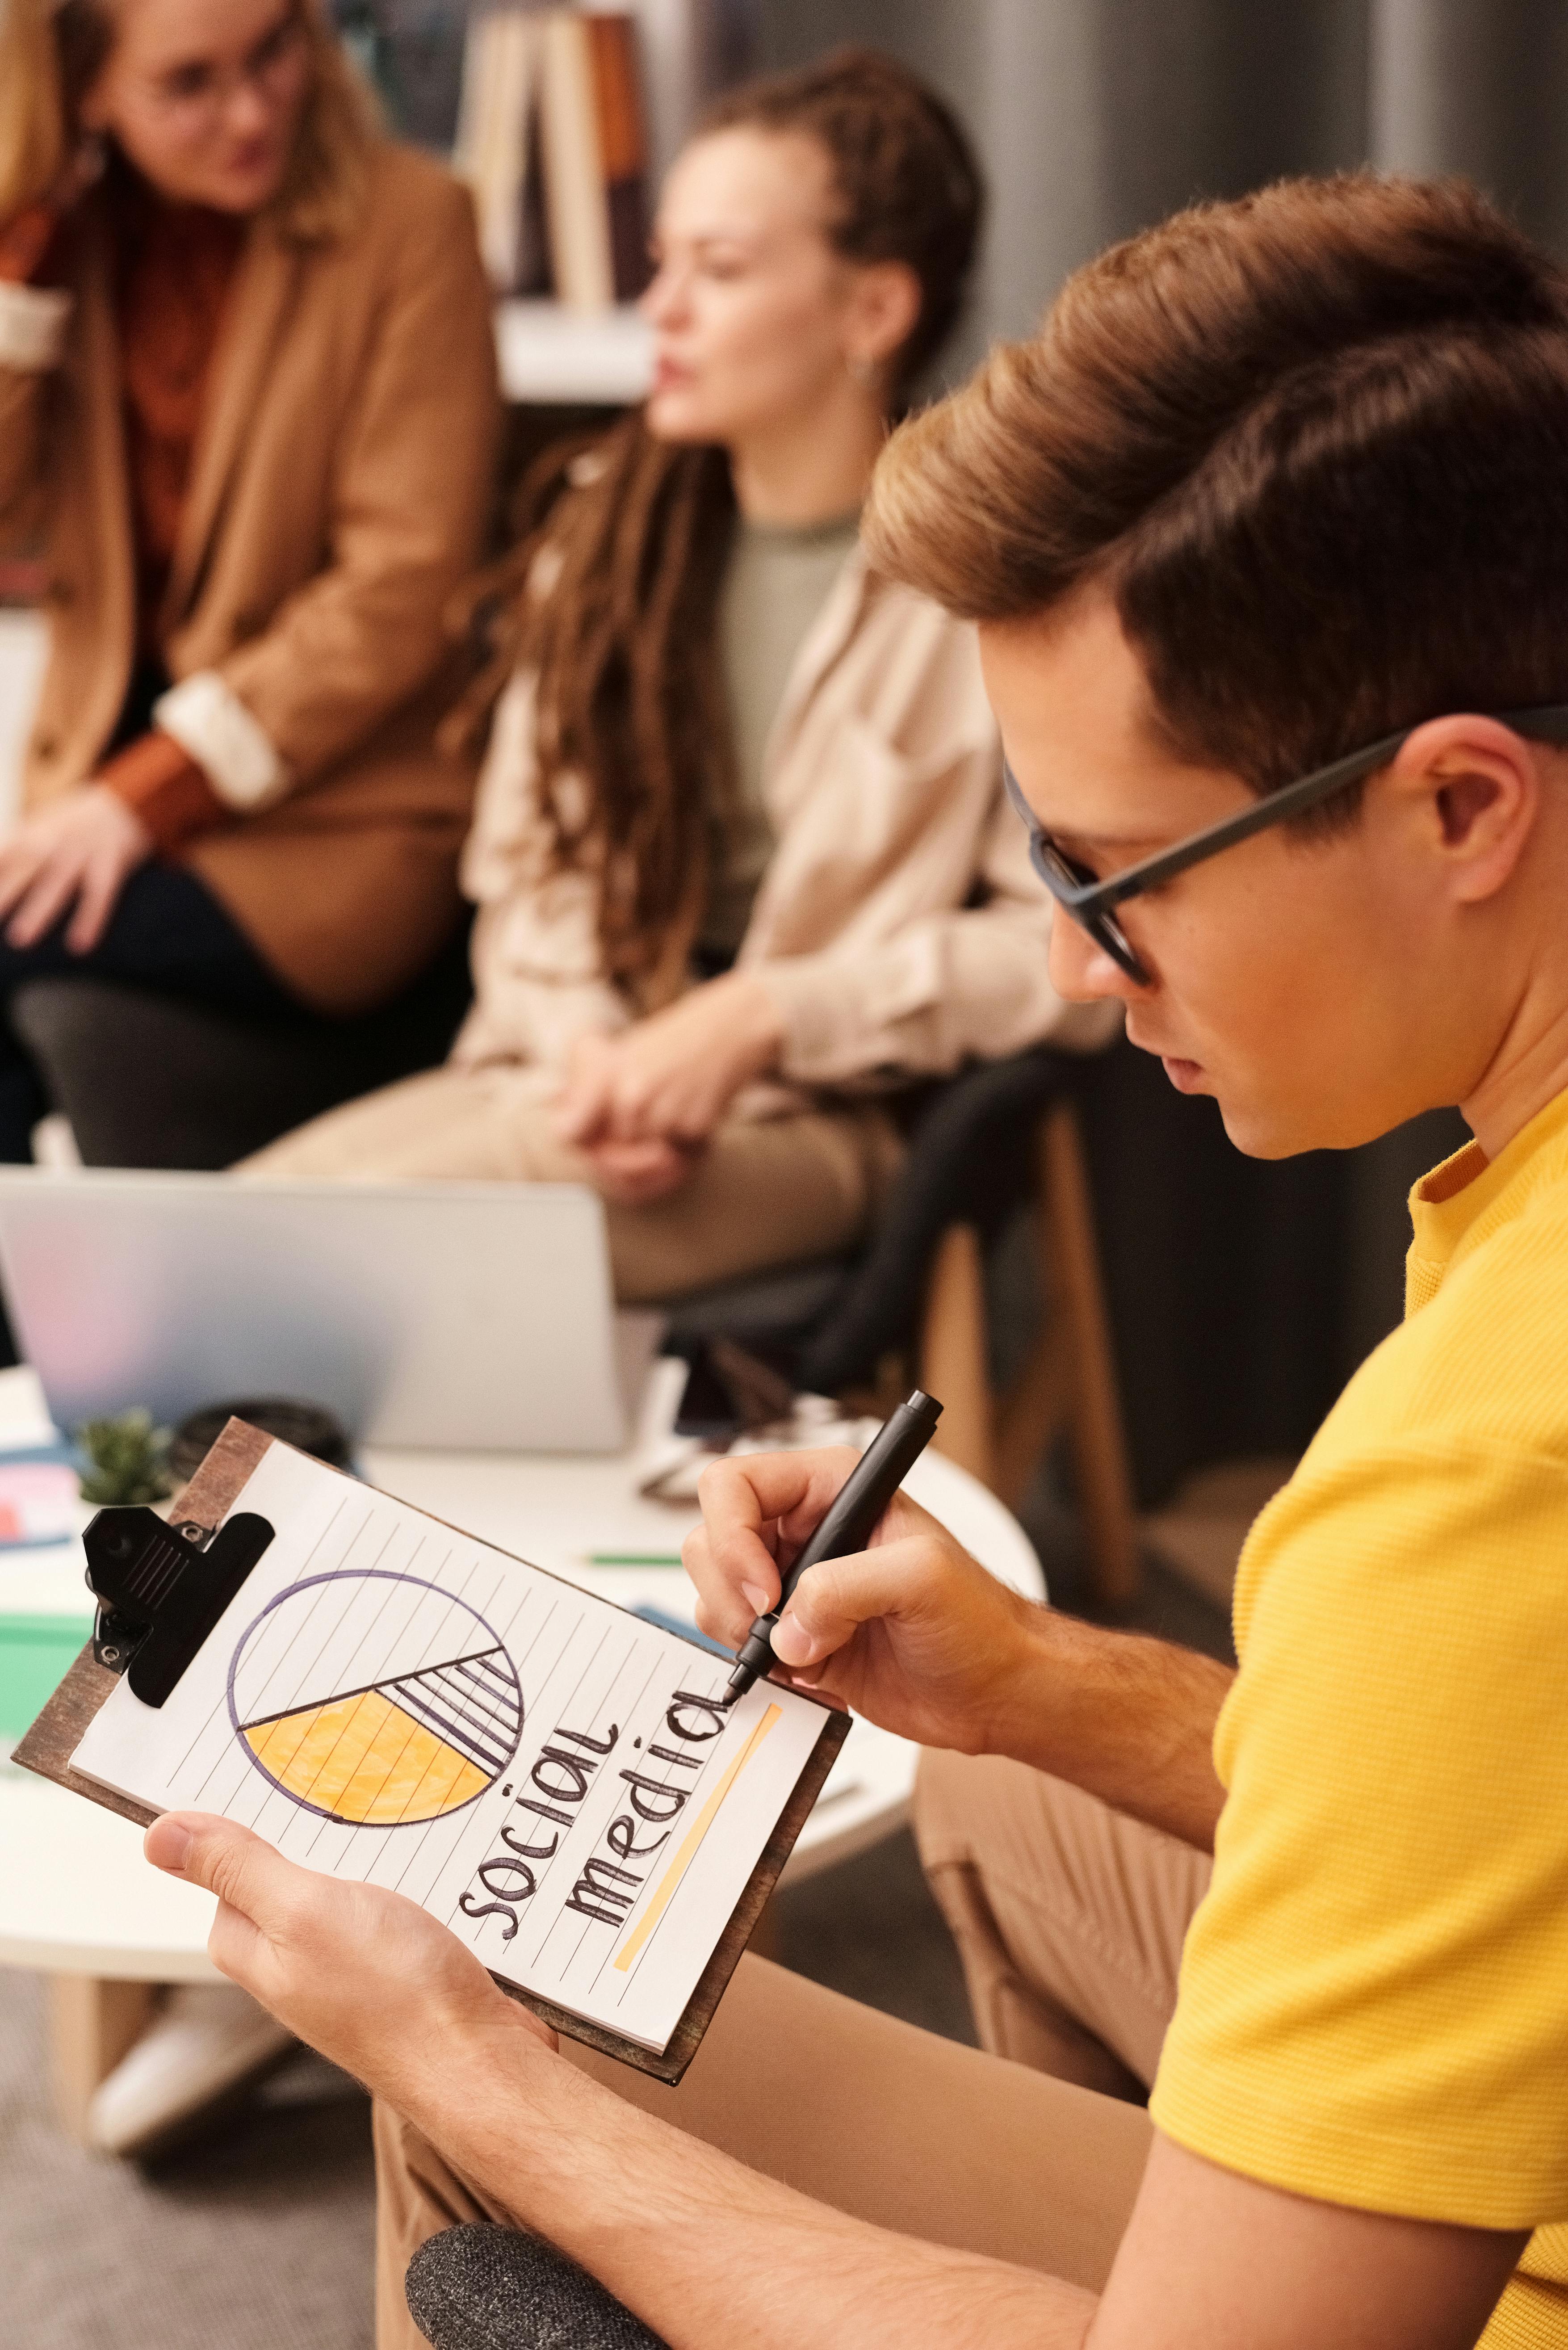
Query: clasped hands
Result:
<box><xmin>549</xmin><ymin>970</ymin><xmax>786</xmax><ymax>1204</ymax></box>
<box><xmin>144</xmin><ymin>1447</ymin><xmax>1043</xmax><ymax>2104</ymax></box>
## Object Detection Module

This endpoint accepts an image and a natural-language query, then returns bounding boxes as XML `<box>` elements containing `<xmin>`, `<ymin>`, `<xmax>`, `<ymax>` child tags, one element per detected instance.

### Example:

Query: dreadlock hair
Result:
<box><xmin>467</xmin><ymin>422</ymin><xmax>738</xmax><ymax>1007</ymax></box>
<box><xmin>457</xmin><ymin>47</ymin><xmax>983</xmax><ymax>1000</ymax></box>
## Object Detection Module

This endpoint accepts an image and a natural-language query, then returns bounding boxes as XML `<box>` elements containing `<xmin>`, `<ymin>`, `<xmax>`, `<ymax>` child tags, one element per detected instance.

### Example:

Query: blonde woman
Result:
<box><xmin>0</xmin><ymin>0</ymin><xmax>499</xmax><ymax>1159</ymax></box>
<box><xmin>253</xmin><ymin>50</ymin><xmax>1113</xmax><ymax>1298</ymax></box>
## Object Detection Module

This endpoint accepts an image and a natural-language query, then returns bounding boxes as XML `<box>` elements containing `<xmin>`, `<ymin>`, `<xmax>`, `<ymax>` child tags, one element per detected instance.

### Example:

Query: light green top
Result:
<box><xmin>703</xmin><ymin>507</ymin><xmax>862</xmax><ymax>958</ymax></box>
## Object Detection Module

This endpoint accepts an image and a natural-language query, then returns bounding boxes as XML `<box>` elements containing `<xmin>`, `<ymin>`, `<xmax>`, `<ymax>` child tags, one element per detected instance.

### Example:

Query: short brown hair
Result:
<box><xmin>864</xmin><ymin>172</ymin><xmax>1568</xmax><ymax>802</ymax></box>
<box><xmin>700</xmin><ymin>46</ymin><xmax>984</xmax><ymax>394</ymax></box>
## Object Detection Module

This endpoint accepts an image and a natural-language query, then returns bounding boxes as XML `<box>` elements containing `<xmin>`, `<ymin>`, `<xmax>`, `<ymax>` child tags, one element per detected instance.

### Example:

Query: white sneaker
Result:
<box><xmin>86</xmin><ymin>1984</ymin><xmax>296</xmax><ymax>2157</ymax></box>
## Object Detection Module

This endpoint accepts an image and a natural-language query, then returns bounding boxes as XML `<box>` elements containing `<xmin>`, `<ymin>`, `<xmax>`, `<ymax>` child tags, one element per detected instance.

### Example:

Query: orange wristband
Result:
<box><xmin>100</xmin><ymin>732</ymin><xmax>228</xmax><ymax>852</ymax></box>
<box><xmin>0</xmin><ymin>205</ymin><xmax>63</xmax><ymax>286</ymax></box>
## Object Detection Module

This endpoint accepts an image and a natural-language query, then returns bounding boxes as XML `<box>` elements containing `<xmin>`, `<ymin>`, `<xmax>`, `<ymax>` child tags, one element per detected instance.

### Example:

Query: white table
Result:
<box><xmin>0</xmin><ymin>1394</ymin><xmax>1042</xmax><ymax>2122</ymax></box>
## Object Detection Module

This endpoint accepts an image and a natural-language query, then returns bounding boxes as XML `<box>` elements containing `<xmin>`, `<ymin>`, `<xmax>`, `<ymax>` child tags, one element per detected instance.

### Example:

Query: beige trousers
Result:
<box><xmin>373</xmin><ymin>1754</ymin><xmax>1213</xmax><ymax>2349</ymax></box>
<box><xmin>243</xmin><ymin>1062</ymin><xmax>904</xmax><ymax>1301</ymax></box>
<box><xmin>914</xmin><ymin>1748</ymin><xmax>1214</xmax><ymax>2098</ymax></box>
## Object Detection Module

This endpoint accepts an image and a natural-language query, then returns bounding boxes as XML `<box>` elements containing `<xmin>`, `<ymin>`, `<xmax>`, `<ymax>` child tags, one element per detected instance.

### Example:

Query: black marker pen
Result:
<box><xmin>723</xmin><ymin>1389</ymin><xmax>943</xmax><ymax>1705</ymax></box>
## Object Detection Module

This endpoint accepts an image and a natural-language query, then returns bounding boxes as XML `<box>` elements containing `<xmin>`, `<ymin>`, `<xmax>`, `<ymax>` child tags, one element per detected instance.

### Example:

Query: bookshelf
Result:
<box><xmin>495</xmin><ymin>296</ymin><xmax>654</xmax><ymax>404</ymax></box>
<box><xmin>449</xmin><ymin>1</ymin><xmax>755</xmax><ymax>405</ymax></box>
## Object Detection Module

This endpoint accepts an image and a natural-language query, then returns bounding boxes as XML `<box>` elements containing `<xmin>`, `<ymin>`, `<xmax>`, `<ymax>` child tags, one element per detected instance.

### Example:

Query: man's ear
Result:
<box><xmin>1391</xmin><ymin>715</ymin><xmax>1541</xmax><ymax>906</ymax></box>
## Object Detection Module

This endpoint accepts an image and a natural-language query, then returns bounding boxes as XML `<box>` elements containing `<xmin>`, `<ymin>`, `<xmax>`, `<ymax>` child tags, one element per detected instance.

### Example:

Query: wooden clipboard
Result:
<box><xmin>13</xmin><ymin>1418</ymin><xmax>851</xmax><ymax>2085</ymax></box>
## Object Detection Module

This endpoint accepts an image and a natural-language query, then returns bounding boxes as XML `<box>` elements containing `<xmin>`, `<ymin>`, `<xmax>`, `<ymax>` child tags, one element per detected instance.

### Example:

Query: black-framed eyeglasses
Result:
<box><xmin>1003</xmin><ymin>703</ymin><xmax>1568</xmax><ymax>987</ymax></box>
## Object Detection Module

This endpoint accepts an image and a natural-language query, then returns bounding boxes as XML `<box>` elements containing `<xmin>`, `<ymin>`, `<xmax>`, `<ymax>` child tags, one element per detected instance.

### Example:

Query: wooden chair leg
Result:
<box><xmin>49</xmin><ymin>1975</ymin><xmax>157</xmax><ymax>2143</ymax></box>
<box><xmin>919</xmin><ymin>1224</ymin><xmax>997</xmax><ymax>1490</ymax></box>
<box><xmin>1039</xmin><ymin>1102</ymin><xmax>1141</xmax><ymax>1610</ymax></box>
<box><xmin>992</xmin><ymin>1322</ymin><xmax>1072</xmax><ymax>1514</ymax></box>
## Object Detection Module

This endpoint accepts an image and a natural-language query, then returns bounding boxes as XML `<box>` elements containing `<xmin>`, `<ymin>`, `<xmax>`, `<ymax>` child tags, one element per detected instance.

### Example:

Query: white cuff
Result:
<box><xmin>0</xmin><ymin>280</ymin><xmax>72</xmax><ymax>372</ymax></box>
<box><xmin>153</xmin><ymin>671</ymin><xmax>289</xmax><ymax>811</ymax></box>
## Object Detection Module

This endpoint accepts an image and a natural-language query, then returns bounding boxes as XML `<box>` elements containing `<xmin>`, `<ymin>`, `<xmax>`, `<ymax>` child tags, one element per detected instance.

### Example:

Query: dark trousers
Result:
<box><xmin>0</xmin><ymin>860</ymin><xmax>296</xmax><ymax>1162</ymax></box>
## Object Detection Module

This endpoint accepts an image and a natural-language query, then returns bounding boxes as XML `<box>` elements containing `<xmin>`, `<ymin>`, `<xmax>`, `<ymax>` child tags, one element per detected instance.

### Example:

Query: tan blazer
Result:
<box><xmin>0</xmin><ymin>143</ymin><xmax>500</xmax><ymax>1016</ymax></box>
<box><xmin>454</xmin><ymin>545</ymin><xmax>1119</xmax><ymax>1103</ymax></box>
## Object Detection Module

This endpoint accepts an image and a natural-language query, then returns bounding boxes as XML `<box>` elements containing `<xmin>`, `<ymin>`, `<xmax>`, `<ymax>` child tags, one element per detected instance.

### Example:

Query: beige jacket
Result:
<box><xmin>454</xmin><ymin>545</ymin><xmax>1117</xmax><ymax>1102</ymax></box>
<box><xmin>0</xmin><ymin>144</ymin><xmax>499</xmax><ymax>1015</ymax></box>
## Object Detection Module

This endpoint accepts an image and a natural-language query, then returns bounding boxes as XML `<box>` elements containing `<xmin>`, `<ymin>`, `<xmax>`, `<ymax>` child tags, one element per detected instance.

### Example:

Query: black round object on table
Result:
<box><xmin>168</xmin><ymin>1397</ymin><xmax>352</xmax><ymax>1485</ymax></box>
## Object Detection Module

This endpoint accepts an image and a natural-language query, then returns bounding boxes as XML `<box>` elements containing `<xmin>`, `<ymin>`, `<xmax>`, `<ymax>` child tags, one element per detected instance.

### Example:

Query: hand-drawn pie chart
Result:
<box><xmin>226</xmin><ymin>1569</ymin><xmax>523</xmax><ymax>1826</ymax></box>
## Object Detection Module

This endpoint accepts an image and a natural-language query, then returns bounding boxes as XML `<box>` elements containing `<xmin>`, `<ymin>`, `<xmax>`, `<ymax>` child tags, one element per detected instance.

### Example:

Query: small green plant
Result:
<box><xmin>76</xmin><ymin>1409</ymin><xmax>173</xmax><ymax>1507</ymax></box>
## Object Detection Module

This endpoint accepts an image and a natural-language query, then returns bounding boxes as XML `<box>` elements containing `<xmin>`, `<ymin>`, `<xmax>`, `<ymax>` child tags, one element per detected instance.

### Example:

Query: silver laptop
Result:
<box><xmin>0</xmin><ymin>1169</ymin><xmax>658</xmax><ymax>1453</ymax></box>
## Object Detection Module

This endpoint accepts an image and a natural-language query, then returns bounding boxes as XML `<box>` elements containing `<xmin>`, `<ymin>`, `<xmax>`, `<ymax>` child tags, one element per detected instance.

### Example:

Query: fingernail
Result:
<box><xmin>741</xmin><ymin>1581</ymin><xmax>772</xmax><ymax>1612</ymax></box>
<box><xmin>149</xmin><ymin>1819</ymin><xmax>191</xmax><ymax>1872</ymax></box>
<box><xmin>771</xmin><ymin>1616</ymin><xmax>813</xmax><ymax>1666</ymax></box>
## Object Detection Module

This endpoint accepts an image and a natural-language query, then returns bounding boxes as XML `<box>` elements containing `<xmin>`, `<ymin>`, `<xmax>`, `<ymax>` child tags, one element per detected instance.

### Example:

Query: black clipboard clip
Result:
<box><xmin>84</xmin><ymin>1507</ymin><xmax>275</xmax><ymax>1708</ymax></box>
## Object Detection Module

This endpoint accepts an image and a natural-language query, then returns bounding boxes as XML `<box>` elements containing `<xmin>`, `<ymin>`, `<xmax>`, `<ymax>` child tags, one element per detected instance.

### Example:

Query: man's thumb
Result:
<box><xmin>771</xmin><ymin>1548</ymin><xmax>889</xmax><ymax>1665</ymax></box>
<box><xmin>145</xmin><ymin>1811</ymin><xmax>292</xmax><ymax>1928</ymax></box>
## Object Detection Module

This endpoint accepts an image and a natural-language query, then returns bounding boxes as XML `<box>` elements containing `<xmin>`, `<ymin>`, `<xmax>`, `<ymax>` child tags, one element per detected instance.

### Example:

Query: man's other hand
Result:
<box><xmin>144</xmin><ymin>1812</ymin><xmax>553</xmax><ymax>2105</ymax></box>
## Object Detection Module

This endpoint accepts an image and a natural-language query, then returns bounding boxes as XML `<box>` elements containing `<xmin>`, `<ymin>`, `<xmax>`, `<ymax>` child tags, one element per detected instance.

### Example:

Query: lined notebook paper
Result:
<box><xmin>70</xmin><ymin>1443</ymin><xmax>830</xmax><ymax>2053</ymax></box>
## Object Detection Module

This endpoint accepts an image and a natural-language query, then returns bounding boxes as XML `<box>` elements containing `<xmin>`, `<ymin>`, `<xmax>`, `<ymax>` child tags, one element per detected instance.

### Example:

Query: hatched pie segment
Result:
<box><xmin>239</xmin><ymin>1646</ymin><xmax>521</xmax><ymax>1825</ymax></box>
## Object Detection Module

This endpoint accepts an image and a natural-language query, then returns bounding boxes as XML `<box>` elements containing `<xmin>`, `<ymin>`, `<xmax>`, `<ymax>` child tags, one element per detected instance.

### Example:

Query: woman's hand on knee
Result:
<box><xmin>583</xmin><ymin>1133</ymin><xmax>700</xmax><ymax>1204</ymax></box>
<box><xmin>548</xmin><ymin>1037</ymin><xmax>694</xmax><ymax>1198</ymax></box>
<box><xmin>683</xmin><ymin>1448</ymin><xmax>1045</xmax><ymax>1754</ymax></box>
<box><xmin>144</xmin><ymin>1812</ymin><xmax>554</xmax><ymax>2108</ymax></box>
<box><xmin>0</xmin><ymin>785</ymin><xmax>152</xmax><ymax>952</ymax></box>
<box><xmin>552</xmin><ymin>977</ymin><xmax>785</xmax><ymax>1154</ymax></box>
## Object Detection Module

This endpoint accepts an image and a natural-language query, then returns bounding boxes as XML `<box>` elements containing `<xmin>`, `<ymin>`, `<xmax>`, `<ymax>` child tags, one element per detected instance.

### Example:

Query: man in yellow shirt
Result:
<box><xmin>142</xmin><ymin>170</ymin><xmax>1568</xmax><ymax>2348</ymax></box>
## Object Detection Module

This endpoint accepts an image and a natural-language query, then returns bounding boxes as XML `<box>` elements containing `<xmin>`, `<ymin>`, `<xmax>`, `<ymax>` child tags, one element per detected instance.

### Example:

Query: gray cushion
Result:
<box><xmin>10</xmin><ymin>927</ymin><xmax>470</xmax><ymax>1170</ymax></box>
<box><xmin>405</xmin><ymin>2224</ymin><xmax>667</xmax><ymax>2350</ymax></box>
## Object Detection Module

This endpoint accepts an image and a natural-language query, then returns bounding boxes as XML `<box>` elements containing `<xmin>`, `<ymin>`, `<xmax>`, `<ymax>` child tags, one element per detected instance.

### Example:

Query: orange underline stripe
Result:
<box><xmin>613</xmin><ymin>1704</ymin><xmax>783</xmax><ymax>1973</ymax></box>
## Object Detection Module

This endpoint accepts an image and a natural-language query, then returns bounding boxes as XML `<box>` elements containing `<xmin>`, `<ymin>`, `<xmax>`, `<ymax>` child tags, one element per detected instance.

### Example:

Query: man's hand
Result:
<box><xmin>144</xmin><ymin>1812</ymin><xmax>552</xmax><ymax>2109</ymax></box>
<box><xmin>553</xmin><ymin>974</ymin><xmax>786</xmax><ymax>1197</ymax></box>
<box><xmin>0</xmin><ymin>785</ymin><xmax>153</xmax><ymax>952</ymax></box>
<box><xmin>686</xmin><ymin>1445</ymin><xmax>1235</xmax><ymax>1851</ymax></box>
<box><xmin>683</xmin><ymin>1447</ymin><xmax>1044</xmax><ymax>1753</ymax></box>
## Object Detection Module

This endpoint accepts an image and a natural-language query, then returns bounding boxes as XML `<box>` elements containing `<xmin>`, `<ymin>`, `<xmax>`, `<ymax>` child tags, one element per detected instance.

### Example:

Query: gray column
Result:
<box><xmin>1371</xmin><ymin>0</ymin><xmax>1568</xmax><ymax>255</ymax></box>
<box><xmin>632</xmin><ymin>0</ymin><xmax>760</xmax><ymax>185</ymax></box>
<box><xmin>759</xmin><ymin>0</ymin><xmax>1368</xmax><ymax>376</ymax></box>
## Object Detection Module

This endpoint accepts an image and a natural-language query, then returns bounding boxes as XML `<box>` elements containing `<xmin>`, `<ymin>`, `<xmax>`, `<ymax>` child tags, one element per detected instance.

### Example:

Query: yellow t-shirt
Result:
<box><xmin>1150</xmin><ymin>1086</ymin><xmax>1568</xmax><ymax>2350</ymax></box>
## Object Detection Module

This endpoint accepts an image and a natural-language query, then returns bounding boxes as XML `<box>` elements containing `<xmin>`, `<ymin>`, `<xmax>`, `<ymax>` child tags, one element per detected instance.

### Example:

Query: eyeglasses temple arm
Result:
<box><xmin>1016</xmin><ymin>703</ymin><xmax>1568</xmax><ymax>915</ymax></box>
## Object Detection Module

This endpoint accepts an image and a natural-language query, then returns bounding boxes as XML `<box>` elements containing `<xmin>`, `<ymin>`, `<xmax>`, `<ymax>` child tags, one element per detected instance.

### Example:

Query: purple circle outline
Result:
<box><xmin>227</xmin><ymin>1569</ymin><xmax>523</xmax><ymax>1826</ymax></box>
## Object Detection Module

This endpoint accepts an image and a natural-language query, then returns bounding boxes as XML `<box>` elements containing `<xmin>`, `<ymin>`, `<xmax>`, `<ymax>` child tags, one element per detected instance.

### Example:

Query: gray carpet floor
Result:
<box><xmin>4</xmin><ymin>1993</ymin><xmax>377</xmax><ymax>2350</ymax></box>
<box><xmin>4</xmin><ymin>1536</ymin><xmax>1231</xmax><ymax>2350</ymax></box>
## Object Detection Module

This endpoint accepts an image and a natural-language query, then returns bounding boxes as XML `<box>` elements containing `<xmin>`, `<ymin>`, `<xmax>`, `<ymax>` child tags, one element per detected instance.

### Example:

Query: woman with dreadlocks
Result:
<box><xmin>252</xmin><ymin>48</ymin><xmax>1109</xmax><ymax>1299</ymax></box>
